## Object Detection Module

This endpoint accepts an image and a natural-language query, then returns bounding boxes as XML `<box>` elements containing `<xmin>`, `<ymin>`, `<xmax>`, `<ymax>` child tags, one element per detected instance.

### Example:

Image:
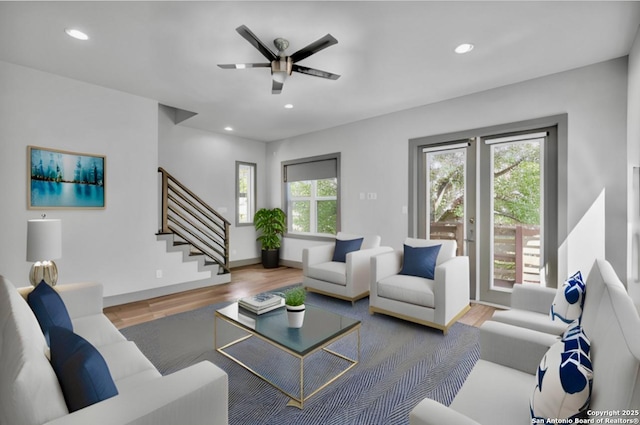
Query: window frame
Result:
<box><xmin>282</xmin><ymin>153</ymin><xmax>341</xmax><ymax>241</ymax></box>
<box><xmin>235</xmin><ymin>161</ymin><xmax>256</xmax><ymax>226</ymax></box>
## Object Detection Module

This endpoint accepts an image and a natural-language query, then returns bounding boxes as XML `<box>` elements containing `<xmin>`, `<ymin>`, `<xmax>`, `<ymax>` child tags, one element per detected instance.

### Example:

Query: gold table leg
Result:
<box><xmin>215</xmin><ymin>313</ymin><xmax>360</xmax><ymax>409</ymax></box>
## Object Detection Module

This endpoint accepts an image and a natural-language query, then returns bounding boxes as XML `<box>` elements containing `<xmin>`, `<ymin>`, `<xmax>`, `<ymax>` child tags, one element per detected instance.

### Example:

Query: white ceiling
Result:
<box><xmin>1</xmin><ymin>1</ymin><xmax>639</xmax><ymax>142</ymax></box>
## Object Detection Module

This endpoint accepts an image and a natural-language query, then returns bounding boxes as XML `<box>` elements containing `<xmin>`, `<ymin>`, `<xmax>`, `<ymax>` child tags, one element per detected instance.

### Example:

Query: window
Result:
<box><xmin>283</xmin><ymin>153</ymin><xmax>340</xmax><ymax>237</ymax></box>
<box><xmin>236</xmin><ymin>161</ymin><xmax>256</xmax><ymax>225</ymax></box>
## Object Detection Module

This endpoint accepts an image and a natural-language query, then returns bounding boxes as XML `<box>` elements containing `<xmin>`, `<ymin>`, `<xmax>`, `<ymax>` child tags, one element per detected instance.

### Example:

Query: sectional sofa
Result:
<box><xmin>410</xmin><ymin>259</ymin><xmax>640</xmax><ymax>424</ymax></box>
<box><xmin>0</xmin><ymin>276</ymin><xmax>228</xmax><ymax>425</ymax></box>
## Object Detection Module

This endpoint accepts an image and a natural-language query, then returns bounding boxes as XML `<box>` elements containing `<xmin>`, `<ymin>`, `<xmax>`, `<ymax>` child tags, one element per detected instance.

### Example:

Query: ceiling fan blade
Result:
<box><xmin>292</xmin><ymin>64</ymin><xmax>340</xmax><ymax>80</ymax></box>
<box><xmin>272</xmin><ymin>79</ymin><xmax>284</xmax><ymax>95</ymax></box>
<box><xmin>290</xmin><ymin>34</ymin><xmax>338</xmax><ymax>63</ymax></box>
<box><xmin>236</xmin><ymin>25</ymin><xmax>278</xmax><ymax>61</ymax></box>
<box><xmin>218</xmin><ymin>63</ymin><xmax>271</xmax><ymax>69</ymax></box>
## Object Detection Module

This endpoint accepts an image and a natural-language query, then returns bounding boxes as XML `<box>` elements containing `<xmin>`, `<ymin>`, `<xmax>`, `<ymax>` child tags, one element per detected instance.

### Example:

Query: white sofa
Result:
<box><xmin>410</xmin><ymin>259</ymin><xmax>640</xmax><ymax>424</ymax></box>
<box><xmin>490</xmin><ymin>283</ymin><xmax>568</xmax><ymax>336</ymax></box>
<box><xmin>0</xmin><ymin>276</ymin><xmax>228</xmax><ymax>425</ymax></box>
<box><xmin>303</xmin><ymin>232</ymin><xmax>393</xmax><ymax>303</ymax></box>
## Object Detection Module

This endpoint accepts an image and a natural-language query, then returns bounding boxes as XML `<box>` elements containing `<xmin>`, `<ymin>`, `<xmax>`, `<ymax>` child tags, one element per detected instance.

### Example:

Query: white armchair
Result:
<box><xmin>369</xmin><ymin>238</ymin><xmax>470</xmax><ymax>334</ymax></box>
<box><xmin>303</xmin><ymin>232</ymin><xmax>393</xmax><ymax>304</ymax></box>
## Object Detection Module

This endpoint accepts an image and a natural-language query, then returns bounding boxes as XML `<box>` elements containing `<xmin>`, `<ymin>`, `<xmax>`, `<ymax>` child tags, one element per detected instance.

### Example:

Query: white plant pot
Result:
<box><xmin>286</xmin><ymin>304</ymin><xmax>305</xmax><ymax>328</ymax></box>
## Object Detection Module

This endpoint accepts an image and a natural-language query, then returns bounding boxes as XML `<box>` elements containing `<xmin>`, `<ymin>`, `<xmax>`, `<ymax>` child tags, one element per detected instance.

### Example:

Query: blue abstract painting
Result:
<box><xmin>28</xmin><ymin>146</ymin><xmax>105</xmax><ymax>209</ymax></box>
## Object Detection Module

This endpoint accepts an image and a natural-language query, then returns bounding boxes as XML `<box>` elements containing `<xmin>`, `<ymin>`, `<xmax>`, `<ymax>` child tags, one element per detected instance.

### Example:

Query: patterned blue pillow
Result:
<box><xmin>27</xmin><ymin>281</ymin><xmax>73</xmax><ymax>345</ymax></box>
<box><xmin>49</xmin><ymin>326</ymin><xmax>118</xmax><ymax>412</ymax></box>
<box><xmin>400</xmin><ymin>244</ymin><xmax>442</xmax><ymax>280</ymax></box>
<box><xmin>562</xmin><ymin>322</ymin><xmax>591</xmax><ymax>355</ymax></box>
<box><xmin>332</xmin><ymin>238</ymin><xmax>363</xmax><ymax>263</ymax></box>
<box><xmin>550</xmin><ymin>271</ymin><xmax>586</xmax><ymax>323</ymax></box>
<box><xmin>530</xmin><ymin>324</ymin><xmax>592</xmax><ymax>422</ymax></box>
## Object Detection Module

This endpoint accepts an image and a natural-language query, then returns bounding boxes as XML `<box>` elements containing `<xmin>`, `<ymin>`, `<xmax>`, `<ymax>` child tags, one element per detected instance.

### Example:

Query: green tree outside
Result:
<box><xmin>289</xmin><ymin>178</ymin><xmax>337</xmax><ymax>234</ymax></box>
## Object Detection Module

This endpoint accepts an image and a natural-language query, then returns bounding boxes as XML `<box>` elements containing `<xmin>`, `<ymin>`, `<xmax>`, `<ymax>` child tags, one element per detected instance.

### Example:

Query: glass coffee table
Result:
<box><xmin>214</xmin><ymin>301</ymin><xmax>361</xmax><ymax>408</ymax></box>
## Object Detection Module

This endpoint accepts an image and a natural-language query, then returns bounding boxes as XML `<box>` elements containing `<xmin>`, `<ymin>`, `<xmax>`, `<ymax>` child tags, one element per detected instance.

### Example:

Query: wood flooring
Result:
<box><xmin>104</xmin><ymin>265</ymin><xmax>497</xmax><ymax>330</ymax></box>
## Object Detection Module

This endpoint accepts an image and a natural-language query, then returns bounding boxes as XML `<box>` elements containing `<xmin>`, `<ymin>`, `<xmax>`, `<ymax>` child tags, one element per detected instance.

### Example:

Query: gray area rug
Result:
<box><xmin>121</xmin><ymin>287</ymin><xmax>479</xmax><ymax>425</ymax></box>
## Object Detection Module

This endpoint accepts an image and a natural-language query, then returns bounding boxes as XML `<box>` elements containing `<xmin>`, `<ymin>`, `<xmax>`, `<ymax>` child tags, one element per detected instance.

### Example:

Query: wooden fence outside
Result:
<box><xmin>430</xmin><ymin>222</ymin><xmax>541</xmax><ymax>287</ymax></box>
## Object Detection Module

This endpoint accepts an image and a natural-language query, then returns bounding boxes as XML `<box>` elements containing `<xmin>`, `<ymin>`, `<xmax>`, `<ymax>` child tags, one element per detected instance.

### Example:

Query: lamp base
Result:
<box><xmin>29</xmin><ymin>260</ymin><xmax>58</xmax><ymax>287</ymax></box>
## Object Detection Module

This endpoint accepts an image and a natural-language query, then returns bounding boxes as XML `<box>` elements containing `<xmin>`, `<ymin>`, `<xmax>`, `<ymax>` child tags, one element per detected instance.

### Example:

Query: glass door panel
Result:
<box><xmin>491</xmin><ymin>140</ymin><xmax>543</xmax><ymax>289</ymax></box>
<box><xmin>426</xmin><ymin>147</ymin><xmax>467</xmax><ymax>256</ymax></box>
<box><xmin>479</xmin><ymin>132</ymin><xmax>548</xmax><ymax>305</ymax></box>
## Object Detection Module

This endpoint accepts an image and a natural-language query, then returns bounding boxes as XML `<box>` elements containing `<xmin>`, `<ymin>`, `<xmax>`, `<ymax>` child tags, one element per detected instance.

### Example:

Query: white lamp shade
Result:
<box><xmin>27</xmin><ymin>219</ymin><xmax>62</xmax><ymax>261</ymax></box>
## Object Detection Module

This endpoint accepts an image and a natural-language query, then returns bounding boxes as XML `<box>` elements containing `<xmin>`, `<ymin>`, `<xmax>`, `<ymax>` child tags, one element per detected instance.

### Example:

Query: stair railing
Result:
<box><xmin>158</xmin><ymin>167</ymin><xmax>230</xmax><ymax>274</ymax></box>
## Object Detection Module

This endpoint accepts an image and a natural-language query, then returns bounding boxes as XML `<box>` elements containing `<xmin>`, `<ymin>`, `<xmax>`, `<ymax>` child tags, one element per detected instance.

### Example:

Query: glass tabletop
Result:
<box><xmin>216</xmin><ymin>302</ymin><xmax>360</xmax><ymax>356</ymax></box>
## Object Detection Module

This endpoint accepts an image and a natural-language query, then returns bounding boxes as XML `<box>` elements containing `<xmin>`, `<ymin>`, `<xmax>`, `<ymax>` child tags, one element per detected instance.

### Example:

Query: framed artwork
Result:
<box><xmin>28</xmin><ymin>146</ymin><xmax>106</xmax><ymax>209</ymax></box>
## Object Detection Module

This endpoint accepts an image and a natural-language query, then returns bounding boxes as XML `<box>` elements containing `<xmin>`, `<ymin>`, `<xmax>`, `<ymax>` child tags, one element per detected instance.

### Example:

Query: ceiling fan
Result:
<box><xmin>218</xmin><ymin>25</ymin><xmax>340</xmax><ymax>94</ymax></box>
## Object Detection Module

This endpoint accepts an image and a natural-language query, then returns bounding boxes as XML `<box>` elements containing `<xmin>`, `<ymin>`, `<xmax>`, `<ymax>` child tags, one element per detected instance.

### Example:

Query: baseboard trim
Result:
<box><xmin>230</xmin><ymin>258</ymin><xmax>261</xmax><ymax>268</ymax></box>
<box><xmin>103</xmin><ymin>276</ymin><xmax>229</xmax><ymax>308</ymax></box>
<box><xmin>279</xmin><ymin>259</ymin><xmax>302</xmax><ymax>269</ymax></box>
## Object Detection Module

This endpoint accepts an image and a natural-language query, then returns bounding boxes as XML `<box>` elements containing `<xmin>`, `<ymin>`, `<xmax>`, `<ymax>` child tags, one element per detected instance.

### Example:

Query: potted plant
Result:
<box><xmin>283</xmin><ymin>286</ymin><xmax>306</xmax><ymax>328</ymax></box>
<box><xmin>254</xmin><ymin>207</ymin><xmax>286</xmax><ymax>269</ymax></box>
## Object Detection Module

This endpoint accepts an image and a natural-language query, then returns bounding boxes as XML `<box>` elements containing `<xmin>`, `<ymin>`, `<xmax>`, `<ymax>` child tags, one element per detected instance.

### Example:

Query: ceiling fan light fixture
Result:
<box><xmin>272</xmin><ymin>71</ymin><xmax>287</xmax><ymax>84</ymax></box>
<box><xmin>219</xmin><ymin>25</ymin><xmax>339</xmax><ymax>94</ymax></box>
<box><xmin>455</xmin><ymin>43</ymin><xmax>474</xmax><ymax>54</ymax></box>
<box><xmin>65</xmin><ymin>28</ymin><xmax>89</xmax><ymax>41</ymax></box>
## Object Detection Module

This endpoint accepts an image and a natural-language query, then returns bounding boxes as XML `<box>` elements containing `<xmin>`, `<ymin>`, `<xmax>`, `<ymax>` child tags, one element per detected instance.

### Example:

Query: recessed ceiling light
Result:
<box><xmin>284</xmin><ymin>104</ymin><xmax>294</xmax><ymax>109</ymax></box>
<box><xmin>224</xmin><ymin>126</ymin><xmax>234</xmax><ymax>131</ymax></box>
<box><xmin>454</xmin><ymin>43</ymin><xmax>474</xmax><ymax>54</ymax></box>
<box><xmin>65</xmin><ymin>28</ymin><xmax>89</xmax><ymax>41</ymax></box>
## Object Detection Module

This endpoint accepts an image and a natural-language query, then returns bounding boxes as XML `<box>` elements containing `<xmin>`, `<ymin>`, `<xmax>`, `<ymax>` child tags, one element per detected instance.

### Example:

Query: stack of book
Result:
<box><xmin>238</xmin><ymin>292</ymin><xmax>284</xmax><ymax>315</ymax></box>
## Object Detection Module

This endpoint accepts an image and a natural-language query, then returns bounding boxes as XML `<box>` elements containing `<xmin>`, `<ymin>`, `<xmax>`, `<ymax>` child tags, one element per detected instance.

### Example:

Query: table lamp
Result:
<box><xmin>26</xmin><ymin>216</ymin><xmax>62</xmax><ymax>286</ymax></box>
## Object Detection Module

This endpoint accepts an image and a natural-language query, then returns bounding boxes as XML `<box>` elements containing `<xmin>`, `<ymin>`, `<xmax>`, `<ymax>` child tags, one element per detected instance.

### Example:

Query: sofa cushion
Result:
<box><xmin>491</xmin><ymin>308</ymin><xmax>568</xmax><ymax>335</ymax></box>
<box><xmin>450</xmin><ymin>359</ymin><xmax>534</xmax><ymax>424</ymax></box>
<box><xmin>27</xmin><ymin>281</ymin><xmax>73</xmax><ymax>344</ymax></box>
<box><xmin>0</xmin><ymin>276</ymin><xmax>68</xmax><ymax>425</ymax></box>
<box><xmin>332</xmin><ymin>237</ymin><xmax>363</xmax><ymax>262</ymax></box>
<box><xmin>96</xmin><ymin>340</ymin><xmax>159</xmax><ymax>385</ymax></box>
<box><xmin>72</xmin><ymin>314</ymin><xmax>127</xmax><ymax>349</ymax></box>
<box><xmin>400</xmin><ymin>244</ymin><xmax>441</xmax><ymax>280</ymax></box>
<box><xmin>377</xmin><ymin>274</ymin><xmax>435</xmax><ymax>308</ymax></box>
<box><xmin>50</xmin><ymin>326</ymin><xmax>118</xmax><ymax>412</ymax></box>
<box><xmin>307</xmin><ymin>261</ymin><xmax>347</xmax><ymax>286</ymax></box>
<box><xmin>550</xmin><ymin>271</ymin><xmax>585</xmax><ymax>324</ymax></box>
<box><xmin>530</xmin><ymin>336</ymin><xmax>592</xmax><ymax>422</ymax></box>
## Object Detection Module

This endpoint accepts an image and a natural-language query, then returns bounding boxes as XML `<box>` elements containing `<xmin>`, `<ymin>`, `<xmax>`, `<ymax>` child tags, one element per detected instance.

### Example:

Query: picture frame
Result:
<box><xmin>28</xmin><ymin>146</ymin><xmax>106</xmax><ymax>209</ymax></box>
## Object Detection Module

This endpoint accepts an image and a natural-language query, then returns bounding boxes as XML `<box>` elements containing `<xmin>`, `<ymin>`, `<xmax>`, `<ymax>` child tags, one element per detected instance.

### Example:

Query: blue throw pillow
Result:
<box><xmin>400</xmin><ymin>244</ymin><xmax>442</xmax><ymax>280</ymax></box>
<box><xmin>530</xmin><ymin>328</ymin><xmax>592</xmax><ymax>422</ymax></box>
<box><xmin>27</xmin><ymin>281</ymin><xmax>73</xmax><ymax>345</ymax></box>
<box><xmin>49</xmin><ymin>326</ymin><xmax>118</xmax><ymax>412</ymax></box>
<box><xmin>550</xmin><ymin>271</ymin><xmax>586</xmax><ymax>323</ymax></box>
<box><xmin>332</xmin><ymin>238</ymin><xmax>364</xmax><ymax>262</ymax></box>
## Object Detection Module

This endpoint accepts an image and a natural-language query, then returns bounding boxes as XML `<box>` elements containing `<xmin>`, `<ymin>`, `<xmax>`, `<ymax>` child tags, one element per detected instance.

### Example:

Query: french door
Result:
<box><xmin>420</xmin><ymin>127</ymin><xmax>557</xmax><ymax>305</ymax></box>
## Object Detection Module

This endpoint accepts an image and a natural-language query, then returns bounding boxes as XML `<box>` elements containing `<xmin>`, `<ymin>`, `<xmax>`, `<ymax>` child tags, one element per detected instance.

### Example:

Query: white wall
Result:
<box><xmin>0</xmin><ymin>55</ymin><xmax>631</xmax><ymax>303</ymax></box>
<box><xmin>268</xmin><ymin>58</ymin><xmax>629</xmax><ymax>287</ymax></box>
<box><xmin>627</xmin><ymin>28</ymin><xmax>640</xmax><ymax>307</ymax></box>
<box><xmin>158</xmin><ymin>105</ymin><xmax>267</xmax><ymax>263</ymax></box>
<box><xmin>0</xmin><ymin>61</ymin><xmax>207</xmax><ymax>301</ymax></box>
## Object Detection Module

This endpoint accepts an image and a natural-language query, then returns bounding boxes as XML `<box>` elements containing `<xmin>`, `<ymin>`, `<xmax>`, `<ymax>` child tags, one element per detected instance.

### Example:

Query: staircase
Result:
<box><xmin>157</xmin><ymin>167</ymin><xmax>231</xmax><ymax>279</ymax></box>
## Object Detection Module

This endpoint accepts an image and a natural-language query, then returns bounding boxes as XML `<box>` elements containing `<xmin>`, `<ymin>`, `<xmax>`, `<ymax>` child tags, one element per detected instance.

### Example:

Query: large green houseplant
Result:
<box><xmin>254</xmin><ymin>207</ymin><xmax>286</xmax><ymax>268</ymax></box>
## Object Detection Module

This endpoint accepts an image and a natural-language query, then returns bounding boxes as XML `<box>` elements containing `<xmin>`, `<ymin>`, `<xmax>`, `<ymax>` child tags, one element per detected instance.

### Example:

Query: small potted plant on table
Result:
<box><xmin>254</xmin><ymin>207</ymin><xmax>286</xmax><ymax>269</ymax></box>
<box><xmin>284</xmin><ymin>287</ymin><xmax>306</xmax><ymax>328</ymax></box>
